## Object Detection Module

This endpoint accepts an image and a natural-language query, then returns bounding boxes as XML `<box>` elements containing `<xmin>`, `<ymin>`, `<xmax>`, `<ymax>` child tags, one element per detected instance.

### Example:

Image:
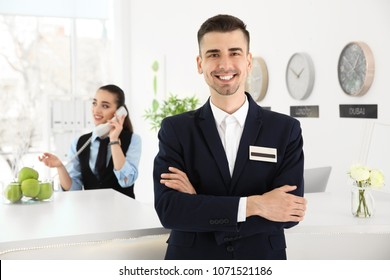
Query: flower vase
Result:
<box><xmin>351</xmin><ymin>185</ymin><xmax>375</xmax><ymax>218</ymax></box>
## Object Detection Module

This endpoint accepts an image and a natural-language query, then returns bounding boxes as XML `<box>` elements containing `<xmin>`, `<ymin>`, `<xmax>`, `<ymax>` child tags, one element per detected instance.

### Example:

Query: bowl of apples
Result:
<box><xmin>3</xmin><ymin>167</ymin><xmax>54</xmax><ymax>204</ymax></box>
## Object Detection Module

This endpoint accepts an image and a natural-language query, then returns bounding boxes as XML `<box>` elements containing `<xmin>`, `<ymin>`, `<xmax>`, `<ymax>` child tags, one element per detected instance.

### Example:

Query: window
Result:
<box><xmin>0</xmin><ymin>11</ymin><xmax>113</xmax><ymax>182</ymax></box>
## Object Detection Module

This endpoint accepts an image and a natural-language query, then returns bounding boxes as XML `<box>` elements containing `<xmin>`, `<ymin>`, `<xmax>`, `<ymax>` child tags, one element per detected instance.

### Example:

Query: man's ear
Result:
<box><xmin>196</xmin><ymin>56</ymin><xmax>203</xmax><ymax>74</ymax></box>
<box><xmin>247</xmin><ymin>52</ymin><xmax>253</xmax><ymax>71</ymax></box>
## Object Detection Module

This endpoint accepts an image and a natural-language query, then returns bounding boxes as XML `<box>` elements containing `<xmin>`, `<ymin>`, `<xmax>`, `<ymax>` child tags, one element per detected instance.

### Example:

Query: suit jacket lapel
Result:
<box><xmin>197</xmin><ymin>100</ymin><xmax>231</xmax><ymax>188</ymax></box>
<box><xmin>230</xmin><ymin>95</ymin><xmax>263</xmax><ymax>193</ymax></box>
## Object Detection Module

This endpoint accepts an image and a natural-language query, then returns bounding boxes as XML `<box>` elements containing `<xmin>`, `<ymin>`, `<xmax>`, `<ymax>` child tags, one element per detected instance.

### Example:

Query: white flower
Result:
<box><xmin>370</xmin><ymin>169</ymin><xmax>385</xmax><ymax>188</ymax></box>
<box><xmin>349</xmin><ymin>165</ymin><xmax>370</xmax><ymax>181</ymax></box>
<box><xmin>349</xmin><ymin>164</ymin><xmax>385</xmax><ymax>189</ymax></box>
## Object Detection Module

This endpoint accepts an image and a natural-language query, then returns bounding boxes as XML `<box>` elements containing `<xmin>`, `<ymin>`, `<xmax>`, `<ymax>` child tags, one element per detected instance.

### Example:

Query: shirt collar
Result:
<box><xmin>210</xmin><ymin>96</ymin><xmax>249</xmax><ymax>128</ymax></box>
<box><xmin>92</xmin><ymin>131</ymin><xmax>99</xmax><ymax>142</ymax></box>
<box><xmin>92</xmin><ymin>131</ymin><xmax>109</xmax><ymax>142</ymax></box>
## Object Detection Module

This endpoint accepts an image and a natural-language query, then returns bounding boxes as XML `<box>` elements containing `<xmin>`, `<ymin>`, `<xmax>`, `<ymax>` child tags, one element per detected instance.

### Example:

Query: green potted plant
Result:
<box><xmin>145</xmin><ymin>60</ymin><xmax>199</xmax><ymax>131</ymax></box>
<box><xmin>144</xmin><ymin>94</ymin><xmax>199</xmax><ymax>131</ymax></box>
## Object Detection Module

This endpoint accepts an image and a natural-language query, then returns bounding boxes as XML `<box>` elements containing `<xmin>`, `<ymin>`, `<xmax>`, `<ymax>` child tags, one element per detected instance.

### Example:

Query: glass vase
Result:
<box><xmin>351</xmin><ymin>185</ymin><xmax>375</xmax><ymax>218</ymax></box>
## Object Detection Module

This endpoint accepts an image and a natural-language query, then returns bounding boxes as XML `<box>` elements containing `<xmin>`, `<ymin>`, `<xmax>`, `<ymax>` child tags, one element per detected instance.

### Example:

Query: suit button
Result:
<box><xmin>210</xmin><ymin>219</ymin><xmax>229</xmax><ymax>225</ymax></box>
<box><xmin>226</xmin><ymin>245</ymin><xmax>234</xmax><ymax>252</ymax></box>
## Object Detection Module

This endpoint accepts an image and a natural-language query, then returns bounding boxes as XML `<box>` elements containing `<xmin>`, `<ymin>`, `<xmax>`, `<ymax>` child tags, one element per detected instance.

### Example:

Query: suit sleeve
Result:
<box><xmin>216</xmin><ymin>118</ymin><xmax>304</xmax><ymax>242</ymax></box>
<box><xmin>154</xmin><ymin>114</ymin><xmax>304</xmax><ymax>245</ymax></box>
<box><xmin>154</xmin><ymin>117</ymin><xmax>241</xmax><ymax>233</ymax></box>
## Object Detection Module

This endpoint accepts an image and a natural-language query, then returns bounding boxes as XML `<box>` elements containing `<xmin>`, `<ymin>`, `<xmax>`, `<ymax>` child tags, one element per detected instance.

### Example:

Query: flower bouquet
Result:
<box><xmin>348</xmin><ymin>164</ymin><xmax>385</xmax><ymax>218</ymax></box>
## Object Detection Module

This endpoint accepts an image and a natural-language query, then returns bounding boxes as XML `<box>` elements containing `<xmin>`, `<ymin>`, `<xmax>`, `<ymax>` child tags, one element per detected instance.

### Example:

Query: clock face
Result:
<box><xmin>338</xmin><ymin>42</ymin><xmax>375</xmax><ymax>96</ymax></box>
<box><xmin>286</xmin><ymin>52</ymin><xmax>315</xmax><ymax>100</ymax></box>
<box><xmin>245</xmin><ymin>57</ymin><xmax>268</xmax><ymax>102</ymax></box>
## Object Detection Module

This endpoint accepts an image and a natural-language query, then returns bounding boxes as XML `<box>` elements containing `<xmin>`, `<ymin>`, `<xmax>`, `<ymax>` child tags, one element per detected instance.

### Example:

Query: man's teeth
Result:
<box><xmin>219</xmin><ymin>75</ymin><xmax>234</xmax><ymax>80</ymax></box>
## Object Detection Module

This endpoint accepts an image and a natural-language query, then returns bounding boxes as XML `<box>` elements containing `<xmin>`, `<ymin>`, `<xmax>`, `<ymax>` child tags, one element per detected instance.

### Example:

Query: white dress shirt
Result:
<box><xmin>210</xmin><ymin>97</ymin><xmax>249</xmax><ymax>222</ymax></box>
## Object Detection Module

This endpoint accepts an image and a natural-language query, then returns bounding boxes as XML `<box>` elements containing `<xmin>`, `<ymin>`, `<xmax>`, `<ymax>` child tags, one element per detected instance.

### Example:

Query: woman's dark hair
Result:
<box><xmin>98</xmin><ymin>84</ymin><xmax>133</xmax><ymax>133</ymax></box>
<box><xmin>197</xmin><ymin>14</ymin><xmax>250</xmax><ymax>53</ymax></box>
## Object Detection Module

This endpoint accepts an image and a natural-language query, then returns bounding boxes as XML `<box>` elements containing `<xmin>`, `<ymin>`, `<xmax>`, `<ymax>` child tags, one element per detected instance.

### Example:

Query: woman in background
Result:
<box><xmin>39</xmin><ymin>84</ymin><xmax>141</xmax><ymax>199</ymax></box>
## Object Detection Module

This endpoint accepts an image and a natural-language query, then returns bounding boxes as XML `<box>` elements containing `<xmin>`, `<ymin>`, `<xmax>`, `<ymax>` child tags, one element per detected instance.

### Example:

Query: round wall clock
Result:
<box><xmin>245</xmin><ymin>56</ymin><xmax>269</xmax><ymax>102</ymax></box>
<box><xmin>286</xmin><ymin>52</ymin><xmax>315</xmax><ymax>100</ymax></box>
<box><xmin>338</xmin><ymin>41</ymin><xmax>375</xmax><ymax>96</ymax></box>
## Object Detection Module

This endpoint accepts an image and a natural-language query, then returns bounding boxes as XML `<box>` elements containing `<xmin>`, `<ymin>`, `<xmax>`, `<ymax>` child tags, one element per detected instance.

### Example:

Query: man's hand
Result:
<box><xmin>160</xmin><ymin>167</ymin><xmax>196</xmax><ymax>195</ymax></box>
<box><xmin>246</xmin><ymin>185</ymin><xmax>306</xmax><ymax>222</ymax></box>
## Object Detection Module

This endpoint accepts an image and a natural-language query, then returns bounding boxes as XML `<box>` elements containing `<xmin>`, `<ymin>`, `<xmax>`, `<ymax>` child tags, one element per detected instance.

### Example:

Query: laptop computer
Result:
<box><xmin>304</xmin><ymin>166</ymin><xmax>332</xmax><ymax>193</ymax></box>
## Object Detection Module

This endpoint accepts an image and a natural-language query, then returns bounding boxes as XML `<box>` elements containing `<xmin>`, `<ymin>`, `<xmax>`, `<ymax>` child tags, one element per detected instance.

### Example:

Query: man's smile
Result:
<box><xmin>214</xmin><ymin>72</ymin><xmax>238</xmax><ymax>81</ymax></box>
<box><xmin>217</xmin><ymin>75</ymin><xmax>234</xmax><ymax>81</ymax></box>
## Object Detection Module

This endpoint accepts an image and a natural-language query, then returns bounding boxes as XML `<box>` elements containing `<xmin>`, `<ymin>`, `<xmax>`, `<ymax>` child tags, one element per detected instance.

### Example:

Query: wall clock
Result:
<box><xmin>338</xmin><ymin>41</ymin><xmax>375</xmax><ymax>96</ymax></box>
<box><xmin>245</xmin><ymin>56</ymin><xmax>268</xmax><ymax>102</ymax></box>
<box><xmin>285</xmin><ymin>52</ymin><xmax>315</xmax><ymax>100</ymax></box>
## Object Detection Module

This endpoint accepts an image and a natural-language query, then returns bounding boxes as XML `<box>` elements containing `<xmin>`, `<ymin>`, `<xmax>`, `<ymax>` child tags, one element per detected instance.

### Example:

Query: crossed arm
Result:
<box><xmin>160</xmin><ymin>166</ymin><xmax>307</xmax><ymax>223</ymax></box>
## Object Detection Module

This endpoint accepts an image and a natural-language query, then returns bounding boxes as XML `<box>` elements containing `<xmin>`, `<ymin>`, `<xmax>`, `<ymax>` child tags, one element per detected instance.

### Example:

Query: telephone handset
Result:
<box><xmin>64</xmin><ymin>106</ymin><xmax>128</xmax><ymax>167</ymax></box>
<box><xmin>94</xmin><ymin>106</ymin><xmax>127</xmax><ymax>137</ymax></box>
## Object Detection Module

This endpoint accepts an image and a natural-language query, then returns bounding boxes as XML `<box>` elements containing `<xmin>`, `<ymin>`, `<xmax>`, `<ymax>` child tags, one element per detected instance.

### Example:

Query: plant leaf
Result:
<box><xmin>151</xmin><ymin>60</ymin><xmax>159</xmax><ymax>72</ymax></box>
<box><xmin>152</xmin><ymin>99</ymin><xmax>159</xmax><ymax>112</ymax></box>
<box><xmin>153</xmin><ymin>76</ymin><xmax>157</xmax><ymax>95</ymax></box>
<box><xmin>144</xmin><ymin>94</ymin><xmax>199</xmax><ymax>131</ymax></box>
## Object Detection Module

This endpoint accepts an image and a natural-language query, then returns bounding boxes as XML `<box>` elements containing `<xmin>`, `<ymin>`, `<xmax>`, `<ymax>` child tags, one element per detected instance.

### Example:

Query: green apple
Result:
<box><xmin>21</xmin><ymin>178</ymin><xmax>40</xmax><ymax>198</ymax></box>
<box><xmin>36</xmin><ymin>182</ymin><xmax>53</xmax><ymax>200</ymax></box>
<box><xmin>4</xmin><ymin>182</ymin><xmax>23</xmax><ymax>203</ymax></box>
<box><xmin>18</xmin><ymin>167</ymin><xmax>39</xmax><ymax>183</ymax></box>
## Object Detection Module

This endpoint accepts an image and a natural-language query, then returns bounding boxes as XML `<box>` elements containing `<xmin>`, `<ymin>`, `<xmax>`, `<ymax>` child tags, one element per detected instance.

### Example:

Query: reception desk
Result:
<box><xmin>0</xmin><ymin>189</ymin><xmax>169</xmax><ymax>259</ymax></box>
<box><xmin>1</xmin><ymin>189</ymin><xmax>389</xmax><ymax>259</ymax></box>
<box><xmin>286</xmin><ymin>190</ymin><xmax>390</xmax><ymax>259</ymax></box>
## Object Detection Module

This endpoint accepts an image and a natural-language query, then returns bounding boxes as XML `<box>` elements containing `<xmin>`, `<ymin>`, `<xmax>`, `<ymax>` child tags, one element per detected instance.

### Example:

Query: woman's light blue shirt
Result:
<box><xmin>66</xmin><ymin>132</ymin><xmax>141</xmax><ymax>190</ymax></box>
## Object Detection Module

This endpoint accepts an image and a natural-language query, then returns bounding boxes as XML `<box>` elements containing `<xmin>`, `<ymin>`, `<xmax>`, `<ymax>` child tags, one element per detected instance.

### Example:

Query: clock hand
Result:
<box><xmin>289</xmin><ymin>68</ymin><xmax>299</xmax><ymax>78</ymax></box>
<box><xmin>352</xmin><ymin>55</ymin><xmax>360</xmax><ymax>70</ymax></box>
<box><xmin>297</xmin><ymin>68</ymin><xmax>305</xmax><ymax>78</ymax></box>
<box><xmin>342</xmin><ymin>56</ymin><xmax>354</xmax><ymax>69</ymax></box>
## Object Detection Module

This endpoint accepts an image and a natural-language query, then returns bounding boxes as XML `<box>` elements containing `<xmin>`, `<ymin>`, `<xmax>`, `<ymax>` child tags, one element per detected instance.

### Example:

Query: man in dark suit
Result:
<box><xmin>153</xmin><ymin>14</ymin><xmax>306</xmax><ymax>260</ymax></box>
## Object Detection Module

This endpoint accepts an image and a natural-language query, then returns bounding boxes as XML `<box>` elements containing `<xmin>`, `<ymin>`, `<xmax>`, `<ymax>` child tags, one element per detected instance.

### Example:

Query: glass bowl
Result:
<box><xmin>2</xmin><ymin>179</ymin><xmax>54</xmax><ymax>204</ymax></box>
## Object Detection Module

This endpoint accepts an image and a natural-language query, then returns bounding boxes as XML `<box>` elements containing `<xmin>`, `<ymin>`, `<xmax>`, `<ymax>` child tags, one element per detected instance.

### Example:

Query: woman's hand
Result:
<box><xmin>38</xmin><ymin>153</ymin><xmax>63</xmax><ymax>168</ymax></box>
<box><xmin>109</xmin><ymin>113</ymin><xmax>125</xmax><ymax>141</ymax></box>
<box><xmin>39</xmin><ymin>152</ymin><xmax>72</xmax><ymax>190</ymax></box>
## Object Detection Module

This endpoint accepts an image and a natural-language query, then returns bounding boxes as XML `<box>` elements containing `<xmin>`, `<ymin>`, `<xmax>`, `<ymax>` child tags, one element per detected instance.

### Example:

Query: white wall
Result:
<box><xmin>120</xmin><ymin>0</ymin><xmax>390</xmax><ymax>203</ymax></box>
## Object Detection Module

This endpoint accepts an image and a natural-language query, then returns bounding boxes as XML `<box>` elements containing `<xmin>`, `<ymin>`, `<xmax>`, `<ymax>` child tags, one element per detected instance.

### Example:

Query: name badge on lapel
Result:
<box><xmin>249</xmin><ymin>145</ymin><xmax>277</xmax><ymax>163</ymax></box>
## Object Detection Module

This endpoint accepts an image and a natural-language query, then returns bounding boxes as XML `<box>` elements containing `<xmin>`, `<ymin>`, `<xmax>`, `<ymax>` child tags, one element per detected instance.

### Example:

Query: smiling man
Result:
<box><xmin>153</xmin><ymin>14</ymin><xmax>306</xmax><ymax>260</ymax></box>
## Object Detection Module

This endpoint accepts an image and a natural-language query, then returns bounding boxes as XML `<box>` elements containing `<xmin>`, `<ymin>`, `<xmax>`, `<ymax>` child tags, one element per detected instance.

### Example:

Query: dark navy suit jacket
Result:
<box><xmin>153</xmin><ymin>93</ymin><xmax>304</xmax><ymax>260</ymax></box>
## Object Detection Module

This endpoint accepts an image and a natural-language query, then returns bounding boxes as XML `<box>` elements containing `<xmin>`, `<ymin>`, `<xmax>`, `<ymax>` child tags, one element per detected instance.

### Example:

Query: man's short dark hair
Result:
<box><xmin>197</xmin><ymin>14</ymin><xmax>250</xmax><ymax>53</ymax></box>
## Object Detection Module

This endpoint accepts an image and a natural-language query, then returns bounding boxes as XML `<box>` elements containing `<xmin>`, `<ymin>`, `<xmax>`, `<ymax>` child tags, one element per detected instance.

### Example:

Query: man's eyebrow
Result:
<box><xmin>205</xmin><ymin>49</ymin><xmax>220</xmax><ymax>54</ymax></box>
<box><xmin>229</xmin><ymin>47</ymin><xmax>244</xmax><ymax>52</ymax></box>
<box><xmin>205</xmin><ymin>48</ymin><xmax>244</xmax><ymax>54</ymax></box>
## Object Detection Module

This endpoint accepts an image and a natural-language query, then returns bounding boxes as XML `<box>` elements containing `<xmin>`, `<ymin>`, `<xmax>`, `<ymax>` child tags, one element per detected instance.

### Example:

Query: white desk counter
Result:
<box><xmin>286</xmin><ymin>191</ymin><xmax>390</xmax><ymax>259</ymax></box>
<box><xmin>0</xmin><ymin>189</ymin><xmax>169</xmax><ymax>259</ymax></box>
<box><xmin>2</xmin><ymin>189</ymin><xmax>389</xmax><ymax>259</ymax></box>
